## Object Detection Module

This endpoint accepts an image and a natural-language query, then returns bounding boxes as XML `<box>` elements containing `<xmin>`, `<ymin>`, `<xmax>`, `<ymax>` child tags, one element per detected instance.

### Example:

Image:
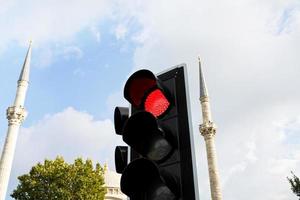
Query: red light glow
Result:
<box><xmin>129</xmin><ymin>78</ymin><xmax>156</xmax><ymax>107</ymax></box>
<box><xmin>144</xmin><ymin>89</ymin><xmax>170</xmax><ymax>117</ymax></box>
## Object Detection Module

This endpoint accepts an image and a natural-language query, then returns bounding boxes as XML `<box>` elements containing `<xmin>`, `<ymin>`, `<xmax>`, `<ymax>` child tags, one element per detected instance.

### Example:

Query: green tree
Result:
<box><xmin>288</xmin><ymin>172</ymin><xmax>300</xmax><ymax>199</ymax></box>
<box><xmin>11</xmin><ymin>157</ymin><xmax>106</xmax><ymax>200</ymax></box>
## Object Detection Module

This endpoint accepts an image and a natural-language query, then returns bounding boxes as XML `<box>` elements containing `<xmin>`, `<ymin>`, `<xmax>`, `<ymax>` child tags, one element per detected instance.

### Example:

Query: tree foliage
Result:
<box><xmin>288</xmin><ymin>172</ymin><xmax>300</xmax><ymax>199</ymax></box>
<box><xmin>11</xmin><ymin>157</ymin><xmax>106</xmax><ymax>200</ymax></box>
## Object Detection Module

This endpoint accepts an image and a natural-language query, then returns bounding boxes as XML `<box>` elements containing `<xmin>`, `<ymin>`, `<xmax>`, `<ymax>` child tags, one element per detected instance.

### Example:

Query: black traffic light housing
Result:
<box><xmin>114</xmin><ymin>107</ymin><xmax>129</xmax><ymax>174</ymax></box>
<box><xmin>114</xmin><ymin>65</ymin><xmax>199</xmax><ymax>200</ymax></box>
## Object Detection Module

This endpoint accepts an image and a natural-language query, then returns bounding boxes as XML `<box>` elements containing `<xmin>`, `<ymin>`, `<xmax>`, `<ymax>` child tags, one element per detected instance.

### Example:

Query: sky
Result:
<box><xmin>0</xmin><ymin>0</ymin><xmax>300</xmax><ymax>199</ymax></box>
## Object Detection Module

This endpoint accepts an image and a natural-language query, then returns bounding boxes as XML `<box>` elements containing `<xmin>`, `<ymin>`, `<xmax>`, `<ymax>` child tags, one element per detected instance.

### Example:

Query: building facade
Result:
<box><xmin>103</xmin><ymin>164</ymin><xmax>127</xmax><ymax>200</ymax></box>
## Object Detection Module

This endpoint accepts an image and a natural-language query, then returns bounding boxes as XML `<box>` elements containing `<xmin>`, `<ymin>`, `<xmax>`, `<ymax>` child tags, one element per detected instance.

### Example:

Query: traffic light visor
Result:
<box><xmin>124</xmin><ymin>69</ymin><xmax>170</xmax><ymax>117</ymax></box>
<box><xmin>121</xmin><ymin>158</ymin><xmax>176</xmax><ymax>200</ymax></box>
<box><xmin>123</xmin><ymin>111</ymin><xmax>172</xmax><ymax>161</ymax></box>
<box><xmin>121</xmin><ymin>158</ymin><xmax>160</xmax><ymax>195</ymax></box>
<box><xmin>114</xmin><ymin>107</ymin><xmax>129</xmax><ymax>135</ymax></box>
<box><xmin>115</xmin><ymin>146</ymin><xmax>128</xmax><ymax>173</ymax></box>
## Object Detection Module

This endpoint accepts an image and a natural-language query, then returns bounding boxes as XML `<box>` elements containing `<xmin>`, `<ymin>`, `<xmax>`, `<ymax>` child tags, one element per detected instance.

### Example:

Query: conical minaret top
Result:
<box><xmin>199</xmin><ymin>57</ymin><xmax>209</xmax><ymax>99</ymax></box>
<box><xmin>198</xmin><ymin>58</ymin><xmax>212</xmax><ymax>123</ymax></box>
<box><xmin>13</xmin><ymin>41</ymin><xmax>32</xmax><ymax>107</ymax></box>
<box><xmin>18</xmin><ymin>40</ymin><xmax>32</xmax><ymax>83</ymax></box>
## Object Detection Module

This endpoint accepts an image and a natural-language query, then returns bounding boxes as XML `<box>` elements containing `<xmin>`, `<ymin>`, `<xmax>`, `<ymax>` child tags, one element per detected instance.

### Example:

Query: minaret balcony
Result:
<box><xmin>6</xmin><ymin>106</ymin><xmax>27</xmax><ymax>124</ymax></box>
<box><xmin>200</xmin><ymin>121</ymin><xmax>217</xmax><ymax>138</ymax></box>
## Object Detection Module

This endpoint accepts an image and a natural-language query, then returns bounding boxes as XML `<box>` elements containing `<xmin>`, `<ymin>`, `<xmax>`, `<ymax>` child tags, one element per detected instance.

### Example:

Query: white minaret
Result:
<box><xmin>0</xmin><ymin>41</ymin><xmax>32</xmax><ymax>200</ymax></box>
<box><xmin>198</xmin><ymin>58</ymin><xmax>222</xmax><ymax>200</ymax></box>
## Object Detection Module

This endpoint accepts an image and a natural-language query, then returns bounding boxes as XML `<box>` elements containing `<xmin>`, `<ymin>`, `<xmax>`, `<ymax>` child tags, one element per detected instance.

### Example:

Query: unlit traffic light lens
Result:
<box><xmin>124</xmin><ymin>70</ymin><xmax>157</xmax><ymax>108</ymax></box>
<box><xmin>128</xmin><ymin>77</ymin><xmax>156</xmax><ymax>108</ymax></box>
<box><xmin>121</xmin><ymin>158</ymin><xmax>177</xmax><ymax>200</ymax></box>
<box><xmin>123</xmin><ymin>111</ymin><xmax>172</xmax><ymax>161</ymax></box>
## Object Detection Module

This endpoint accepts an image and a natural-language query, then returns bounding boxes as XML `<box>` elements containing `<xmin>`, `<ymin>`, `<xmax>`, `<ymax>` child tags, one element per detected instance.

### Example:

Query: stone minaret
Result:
<box><xmin>198</xmin><ymin>58</ymin><xmax>222</xmax><ymax>200</ymax></box>
<box><xmin>0</xmin><ymin>41</ymin><xmax>32</xmax><ymax>200</ymax></box>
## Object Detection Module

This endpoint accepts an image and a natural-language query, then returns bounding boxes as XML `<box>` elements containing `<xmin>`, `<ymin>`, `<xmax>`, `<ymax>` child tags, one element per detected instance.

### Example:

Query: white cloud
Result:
<box><xmin>8</xmin><ymin>107</ymin><xmax>124</xmax><ymax>197</ymax></box>
<box><xmin>115</xmin><ymin>23</ymin><xmax>128</xmax><ymax>40</ymax></box>
<box><xmin>0</xmin><ymin>0</ymin><xmax>112</xmax><ymax>50</ymax></box>
<box><xmin>33</xmin><ymin>45</ymin><xmax>83</xmax><ymax>68</ymax></box>
<box><xmin>90</xmin><ymin>25</ymin><xmax>101</xmax><ymax>43</ymax></box>
<box><xmin>111</xmin><ymin>0</ymin><xmax>300</xmax><ymax>199</ymax></box>
<box><xmin>101</xmin><ymin>88</ymin><xmax>128</xmax><ymax>119</ymax></box>
<box><xmin>33</xmin><ymin>47</ymin><xmax>54</xmax><ymax>68</ymax></box>
<box><xmin>73</xmin><ymin>67</ymin><xmax>85</xmax><ymax>77</ymax></box>
<box><xmin>106</xmin><ymin>90</ymin><xmax>127</xmax><ymax>110</ymax></box>
<box><xmin>62</xmin><ymin>46</ymin><xmax>83</xmax><ymax>60</ymax></box>
<box><xmin>245</xmin><ymin>139</ymin><xmax>257</xmax><ymax>163</ymax></box>
<box><xmin>217</xmin><ymin>104</ymin><xmax>300</xmax><ymax>199</ymax></box>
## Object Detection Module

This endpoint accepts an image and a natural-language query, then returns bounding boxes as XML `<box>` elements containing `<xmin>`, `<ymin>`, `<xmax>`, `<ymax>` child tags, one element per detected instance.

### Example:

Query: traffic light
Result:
<box><xmin>114</xmin><ymin>65</ymin><xmax>199</xmax><ymax>200</ymax></box>
<box><xmin>114</xmin><ymin>107</ymin><xmax>129</xmax><ymax>174</ymax></box>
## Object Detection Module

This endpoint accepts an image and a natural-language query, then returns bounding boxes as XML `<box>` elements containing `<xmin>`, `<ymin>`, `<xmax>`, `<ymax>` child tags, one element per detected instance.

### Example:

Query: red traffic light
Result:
<box><xmin>124</xmin><ymin>70</ymin><xmax>170</xmax><ymax>117</ymax></box>
<box><xmin>144</xmin><ymin>89</ymin><xmax>170</xmax><ymax>117</ymax></box>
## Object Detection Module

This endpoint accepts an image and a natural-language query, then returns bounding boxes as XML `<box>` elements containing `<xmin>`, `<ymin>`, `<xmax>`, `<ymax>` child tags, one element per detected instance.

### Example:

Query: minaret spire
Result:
<box><xmin>199</xmin><ymin>57</ymin><xmax>209</xmax><ymax>98</ymax></box>
<box><xmin>0</xmin><ymin>41</ymin><xmax>32</xmax><ymax>200</ymax></box>
<box><xmin>198</xmin><ymin>58</ymin><xmax>223</xmax><ymax>200</ymax></box>
<box><xmin>199</xmin><ymin>58</ymin><xmax>212</xmax><ymax>124</ymax></box>
<box><xmin>18</xmin><ymin>40</ymin><xmax>32</xmax><ymax>83</ymax></box>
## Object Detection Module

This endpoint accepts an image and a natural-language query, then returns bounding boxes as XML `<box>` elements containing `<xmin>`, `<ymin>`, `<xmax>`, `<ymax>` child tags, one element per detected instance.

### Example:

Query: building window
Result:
<box><xmin>114</xmin><ymin>188</ymin><xmax>118</xmax><ymax>194</ymax></box>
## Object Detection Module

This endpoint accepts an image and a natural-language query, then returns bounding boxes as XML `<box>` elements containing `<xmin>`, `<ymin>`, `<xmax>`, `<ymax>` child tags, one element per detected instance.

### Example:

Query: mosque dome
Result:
<box><xmin>103</xmin><ymin>164</ymin><xmax>127</xmax><ymax>200</ymax></box>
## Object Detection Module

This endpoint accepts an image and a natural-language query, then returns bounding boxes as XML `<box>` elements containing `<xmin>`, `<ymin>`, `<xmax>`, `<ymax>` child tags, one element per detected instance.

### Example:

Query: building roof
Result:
<box><xmin>103</xmin><ymin>165</ymin><xmax>127</xmax><ymax>200</ymax></box>
<box><xmin>104</xmin><ymin>168</ymin><xmax>122</xmax><ymax>188</ymax></box>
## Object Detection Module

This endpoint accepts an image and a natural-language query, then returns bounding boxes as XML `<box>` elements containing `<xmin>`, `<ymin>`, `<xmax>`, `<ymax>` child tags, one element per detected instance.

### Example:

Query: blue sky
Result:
<box><xmin>0</xmin><ymin>0</ymin><xmax>300</xmax><ymax>199</ymax></box>
<box><xmin>0</xmin><ymin>20</ymin><xmax>135</xmax><ymax>124</ymax></box>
